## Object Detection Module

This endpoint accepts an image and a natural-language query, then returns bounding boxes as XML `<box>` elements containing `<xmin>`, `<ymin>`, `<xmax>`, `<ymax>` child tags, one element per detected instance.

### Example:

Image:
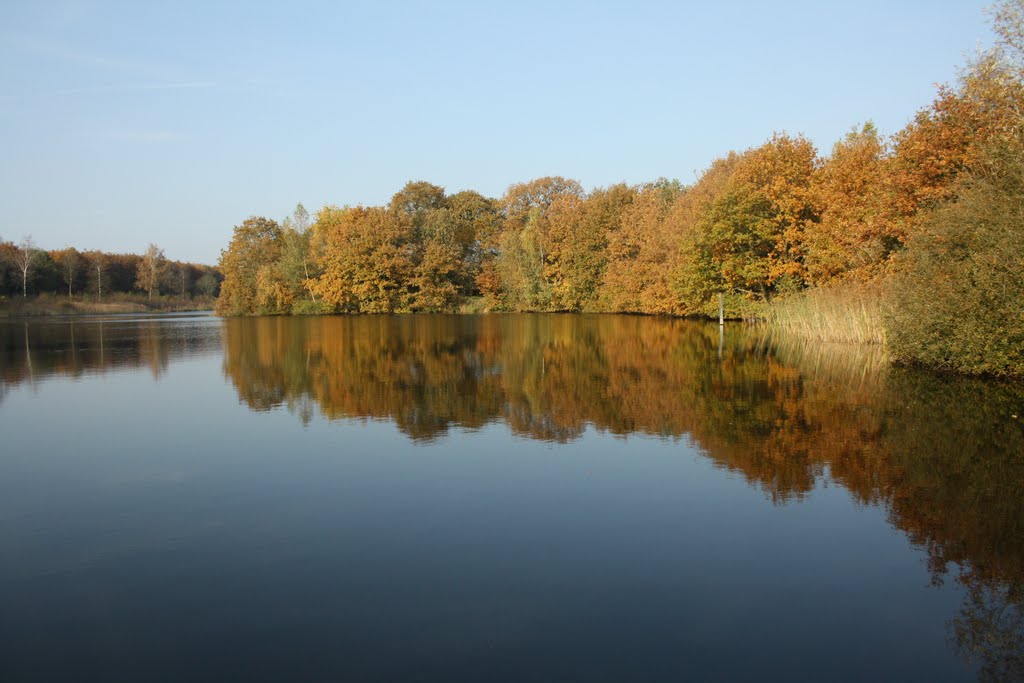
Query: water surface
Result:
<box><xmin>1</xmin><ymin>313</ymin><xmax>1022</xmax><ymax>681</ymax></box>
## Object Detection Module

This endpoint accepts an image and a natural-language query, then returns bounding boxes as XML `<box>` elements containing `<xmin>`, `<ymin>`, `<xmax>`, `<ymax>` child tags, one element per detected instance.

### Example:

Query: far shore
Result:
<box><xmin>0</xmin><ymin>295</ymin><xmax>216</xmax><ymax>318</ymax></box>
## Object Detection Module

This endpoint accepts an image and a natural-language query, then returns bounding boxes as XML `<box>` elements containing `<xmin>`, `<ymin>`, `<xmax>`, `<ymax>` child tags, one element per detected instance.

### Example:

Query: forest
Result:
<box><xmin>213</xmin><ymin>2</ymin><xmax>1020</xmax><ymax>377</ymax></box>
<box><xmin>0</xmin><ymin>240</ymin><xmax>222</xmax><ymax>311</ymax></box>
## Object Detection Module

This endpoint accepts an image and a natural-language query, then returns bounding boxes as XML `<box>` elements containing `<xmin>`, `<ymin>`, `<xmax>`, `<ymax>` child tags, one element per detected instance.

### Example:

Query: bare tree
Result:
<box><xmin>87</xmin><ymin>251</ymin><xmax>107</xmax><ymax>302</ymax></box>
<box><xmin>15</xmin><ymin>236</ymin><xmax>39</xmax><ymax>298</ymax></box>
<box><xmin>58</xmin><ymin>248</ymin><xmax>81</xmax><ymax>298</ymax></box>
<box><xmin>178</xmin><ymin>265</ymin><xmax>190</xmax><ymax>298</ymax></box>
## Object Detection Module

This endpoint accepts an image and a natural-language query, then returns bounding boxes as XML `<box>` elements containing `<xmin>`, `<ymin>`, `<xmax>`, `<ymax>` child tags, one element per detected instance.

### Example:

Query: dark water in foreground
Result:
<box><xmin>1</xmin><ymin>313</ymin><xmax>1022</xmax><ymax>682</ymax></box>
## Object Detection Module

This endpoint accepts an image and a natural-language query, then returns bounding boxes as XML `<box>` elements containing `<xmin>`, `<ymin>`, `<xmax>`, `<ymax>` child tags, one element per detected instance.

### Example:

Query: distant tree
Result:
<box><xmin>196</xmin><ymin>271</ymin><xmax>219</xmax><ymax>297</ymax></box>
<box><xmin>54</xmin><ymin>247</ymin><xmax>81</xmax><ymax>297</ymax></box>
<box><xmin>85</xmin><ymin>251</ymin><xmax>107</xmax><ymax>301</ymax></box>
<box><xmin>176</xmin><ymin>264</ymin><xmax>191</xmax><ymax>297</ymax></box>
<box><xmin>15</xmin><ymin>236</ymin><xmax>39</xmax><ymax>298</ymax></box>
<box><xmin>135</xmin><ymin>244</ymin><xmax>166</xmax><ymax>300</ymax></box>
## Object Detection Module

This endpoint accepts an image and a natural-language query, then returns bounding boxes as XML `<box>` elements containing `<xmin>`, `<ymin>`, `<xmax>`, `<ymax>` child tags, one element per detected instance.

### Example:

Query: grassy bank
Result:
<box><xmin>0</xmin><ymin>293</ymin><xmax>215</xmax><ymax>317</ymax></box>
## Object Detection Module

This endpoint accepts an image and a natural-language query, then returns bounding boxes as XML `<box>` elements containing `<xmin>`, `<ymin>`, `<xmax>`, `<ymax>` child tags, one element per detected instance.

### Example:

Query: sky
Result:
<box><xmin>0</xmin><ymin>0</ymin><xmax>996</xmax><ymax>264</ymax></box>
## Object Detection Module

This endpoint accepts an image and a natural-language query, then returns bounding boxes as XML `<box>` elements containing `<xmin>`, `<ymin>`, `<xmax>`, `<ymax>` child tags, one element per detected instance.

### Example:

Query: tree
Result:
<box><xmin>278</xmin><ymin>203</ymin><xmax>319</xmax><ymax>307</ymax></box>
<box><xmin>485</xmin><ymin>177</ymin><xmax>585</xmax><ymax>309</ymax></box>
<box><xmin>884</xmin><ymin>135</ymin><xmax>1024</xmax><ymax>377</ymax></box>
<box><xmin>447</xmin><ymin>190</ymin><xmax>499</xmax><ymax>295</ymax></box>
<box><xmin>676</xmin><ymin>135</ymin><xmax>819</xmax><ymax>308</ymax></box>
<box><xmin>196</xmin><ymin>271</ymin><xmax>219</xmax><ymax>297</ymax></box>
<box><xmin>135</xmin><ymin>244</ymin><xmax>166</xmax><ymax>300</ymax></box>
<box><xmin>410</xmin><ymin>208</ymin><xmax>464</xmax><ymax>311</ymax></box>
<box><xmin>388</xmin><ymin>181</ymin><xmax>447</xmax><ymax>229</ymax></box>
<box><xmin>55</xmin><ymin>247</ymin><xmax>81</xmax><ymax>298</ymax></box>
<box><xmin>310</xmin><ymin>206</ymin><xmax>415</xmax><ymax>313</ymax></box>
<box><xmin>545</xmin><ymin>183</ymin><xmax>635</xmax><ymax>311</ymax></box>
<box><xmin>15</xmin><ymin>236</ymin><xmax>39</xmax><ymax>298</ymax></box>
<box><xmin>216</xmin><ymin>217</ymin><xmax>284</xmax><ymax>315</ymax></box>
<box><xmin>807</xmin><ymin>123</ymin><xmax>898</xmax><ymax>284</ymax></box>
<box><xmin>601</xmin><ymin>178</ymin><xmax>685</xmax><ymax>314</ymax></box>
<box><xmin>85</xmin><ymin>251</ymin><xmax>107</xmax><ymax>301</ymax></box>
<box><xmin>176</xmin><ymin>265</ymin><xmax>191</xmax><ymax>297</ymax></box>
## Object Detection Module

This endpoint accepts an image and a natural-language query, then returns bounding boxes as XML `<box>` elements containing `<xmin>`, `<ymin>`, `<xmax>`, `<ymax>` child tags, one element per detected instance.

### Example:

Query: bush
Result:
<box><xmin>290</xmin><ymin>299</ymin><xmax>336</xmax><ymax>316</ymax></box>
<box><xmin>883</xmin><ymin>149</ymin><xmax>1024</xmax><ymax>377</ymax></box>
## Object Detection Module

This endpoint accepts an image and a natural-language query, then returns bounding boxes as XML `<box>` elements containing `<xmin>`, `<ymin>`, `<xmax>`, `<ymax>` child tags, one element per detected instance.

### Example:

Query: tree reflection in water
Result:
<box><xmin>3</xmin><ymin>313</ymin><xmax>1021</xmax><ymax>678</ymax></box>
<box><xmin>221</xmin><ymin>314</ymin><xmax>1024</xmax><ymax>679</ymax></box>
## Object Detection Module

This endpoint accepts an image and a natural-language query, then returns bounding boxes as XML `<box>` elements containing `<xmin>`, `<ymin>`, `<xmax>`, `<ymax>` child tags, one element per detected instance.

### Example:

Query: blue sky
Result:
<box><xmin>1</xmin><ymin>0</ymin><xmax>994</xmax><ymax>264</ymax></box>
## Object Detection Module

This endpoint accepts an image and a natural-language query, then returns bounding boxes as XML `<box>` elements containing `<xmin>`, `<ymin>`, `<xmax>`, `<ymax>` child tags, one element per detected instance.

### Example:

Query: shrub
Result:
<box><xmin>883</xmin><ymin>149</ymin><xmax>1024</xmax><ymax>377</ymax></box>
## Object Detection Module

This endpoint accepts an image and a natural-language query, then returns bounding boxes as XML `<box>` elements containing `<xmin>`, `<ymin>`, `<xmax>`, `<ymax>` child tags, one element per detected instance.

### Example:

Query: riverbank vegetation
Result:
<box><xmin>0</xmin><ymin>293</ymin><xmax>216</xmax><ymax>317</ymax></box>
<box><xmin>0</xmin><ymin>241</ymin><xmax>222</xmax><ymax>316</ymax></box>
<box><xmin>215</xmin><ymin>2</ymin><xmax>1024</xmax><ymax>377</ymax></box>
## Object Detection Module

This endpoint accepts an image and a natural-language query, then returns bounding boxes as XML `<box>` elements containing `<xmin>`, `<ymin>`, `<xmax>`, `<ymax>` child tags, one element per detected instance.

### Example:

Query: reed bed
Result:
<box><xmin>763</xmin><ymin>285</ymin><xmax>885</xmax><ymax>345</ymax></box>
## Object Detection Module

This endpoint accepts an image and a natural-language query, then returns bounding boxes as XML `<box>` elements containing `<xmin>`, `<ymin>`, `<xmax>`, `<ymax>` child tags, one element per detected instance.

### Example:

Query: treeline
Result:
<box><xmin>217</xmin><ymin>2</ymin><xmax>1024</xmax><ymax>376</ymax></box>
<box><xmin>0</xmin><ymin>239</ymin><xmax>222</xmax><ymax>301</ymax></box>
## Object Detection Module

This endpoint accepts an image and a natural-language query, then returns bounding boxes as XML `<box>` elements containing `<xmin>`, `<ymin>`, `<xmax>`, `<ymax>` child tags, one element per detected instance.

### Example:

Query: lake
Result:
<box><xmin>1</xmin><ymin>313</ymin><xmax>1022</xmax><ymax>682</ymax></box>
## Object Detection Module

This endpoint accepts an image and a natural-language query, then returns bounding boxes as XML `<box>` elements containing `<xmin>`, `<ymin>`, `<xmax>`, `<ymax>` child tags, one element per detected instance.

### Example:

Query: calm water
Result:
<box><xmin>1</xmin><ymin>313</ymin><xmax>1022</xmax><ymax>682</ymax></box>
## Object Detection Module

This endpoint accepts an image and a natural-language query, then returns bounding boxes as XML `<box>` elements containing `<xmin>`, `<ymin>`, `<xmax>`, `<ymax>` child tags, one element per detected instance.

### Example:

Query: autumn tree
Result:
<box><xmin>806</xmin><ymin>123</ymin><xmax>898</xmax><ymax>284</ymax></box>
<box><xmin>216</xmin><ymin>217</ymin><xmax>284</xmax><ymax>315</ymax></box>
<box><xmin>410</xmin><ymin>208</ymin><xmax>465</xmax><ymax>311</ymax></box>
<box><xmin>446</xmin><ymin>190</ymin><xmax>499</xmax><ymax>295</ymax></box>
<box><xmin>388</xmin><ymin>181</ymin><xmax>447</xmax><ymax>228</ymax></box>
<box><xmin>310</xmin><ymin>206</ymin><xmax>415</xmax><ymax>313</ymax></box>
<box><xmin>670</xmin><ymin>153</ymin><xmax>743</xmax><ymax>314</ymax></box>
<box><xmin>889</xmin><ymin>13</ymin><xmax>1024</xmax><ymax>237</ymax></box>
<box><xmin>677</xmin><ymin>135</ymin><xmax>819</xmax><ymax>308</ymax></box>
<box><xmin>545</xmin><ymin>183</ymin><xmax>636</xmax><ymax>311</ymax></box>
<box><xmin>488</xmin><ymin>177</ymin><xmax>585</xmax><ymax>309</ymax></box>
<box><xmin>602</xmin><ymin>178</ymin><xmax>686</xmax><ymax>314</ymax></box>
<box><xmin>135</xmin><ymin>244</ymin><xmax>166</xmax><ymax>300</ymax></box>
<box><xmin>883</xmin><ymin>0</ymin><xmax>1024</xmax><ymax>378</ymax></box>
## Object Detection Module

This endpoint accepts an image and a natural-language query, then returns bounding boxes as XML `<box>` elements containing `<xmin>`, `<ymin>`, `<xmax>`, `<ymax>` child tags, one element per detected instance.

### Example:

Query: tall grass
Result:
<box><xmin>764</xmin><ymin>284</ymin><xmax>885</xmax><ymax>345</ymax></box>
